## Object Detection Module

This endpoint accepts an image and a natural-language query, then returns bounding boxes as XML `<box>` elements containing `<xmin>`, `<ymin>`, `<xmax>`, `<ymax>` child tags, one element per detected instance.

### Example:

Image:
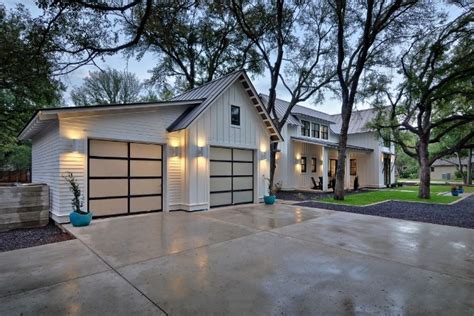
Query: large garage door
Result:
<box><xmin>210</xmin><ymin>147</ymin><xmax>254</xmax><ymax>208</ymax></box>
<box><xmin>88</xmin><ymin>139</ymin><xmax>162</xmax><ymax>217</ymax></box>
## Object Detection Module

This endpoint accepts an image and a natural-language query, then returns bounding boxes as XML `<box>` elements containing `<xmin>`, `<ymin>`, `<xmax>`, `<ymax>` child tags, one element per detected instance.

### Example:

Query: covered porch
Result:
<box><xmin>278</xmin><ymin>137</ymin><xmax>374</xmax><ymax>191</ymax></box>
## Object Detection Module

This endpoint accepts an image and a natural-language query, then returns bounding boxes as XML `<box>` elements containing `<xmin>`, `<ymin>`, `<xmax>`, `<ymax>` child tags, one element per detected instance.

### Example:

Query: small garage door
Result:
<box><xmin>210</xmin><ymin>147</ymin><xmax>254</xmax><ymax>207</ymax></box>
<box><xmin>88</xmin><ymin>139</ymin><xmax>163</xmax><ymax>217</ymax></box>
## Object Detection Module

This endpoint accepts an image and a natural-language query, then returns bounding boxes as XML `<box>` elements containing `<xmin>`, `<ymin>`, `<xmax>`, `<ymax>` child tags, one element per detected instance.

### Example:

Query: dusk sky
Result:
<box><xmin>3</xmin><ymin>1</ymin><xmax>463</xmax><ymax>114</ymax></box>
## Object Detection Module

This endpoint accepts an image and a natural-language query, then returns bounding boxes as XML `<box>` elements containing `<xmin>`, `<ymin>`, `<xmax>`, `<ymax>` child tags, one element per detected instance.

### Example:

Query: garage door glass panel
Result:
<box><xmin>233</xmin><ymin>177</ymin><xmax>253</xmax><ymax>190</ymax></box>
<box><xmin>89</xmin><ymin>140</ymin><xmax>128</xmax><ymax>157</ymax></box>
<box><xmin>210</xmin><ymin>192</ymin><xmax>232</xmax><ymax>207</ymax></box>
<box><xmin>89</xmin><ymin>198</ymin><xmax>128</xmax><ymax>216</ymax></box>
<box><xmin>130</xmin><ymin>179</ymin><xmax>162</xmax><ymax>195</ymax></box>
<box><xmin>233</xmin><ymin>149</ymin><xmax>253</xmax><ymax>161</ymax></box>
<box><xmin>233</xmin><ymin>191</ymin><xmax>253</xmax><ymax>204</ymax></box>
<box><xmin>210</xmin><ymin>162</ymin><xmax>232</xmax><ymax>176</ymax></box>
<box><xmin>130</xmin><ymin>196</ymin><xmax>162</xmax><ymax>213</ymax></box>
<box><xmin>89</xmin><ymin>179</ymin><xmax>128</xmax><ymax>198</ymax></box>
<box><xmin>130</xmin><ymin>143</ymin><xmax>162</xmax><ymax>159</ymax></box>
<box><xmin>233</xmin><ymin>162</ymin><xmax>253</xmax><ymax>176</ymax></box>
<box><xmin>89</xmin><ymin>159</ymin><xmax>128</xmax><ymax>177</ymax></box>
<box><xmin>130</xmin><ymin>160</ymin><xmax>162</xmax><ymax>177</ymax></box>
<box><xmin>210</xmin><ymin>147</ymin><xmax>231</xmax><ymax>160</ymax></box>
<box><xmin>210</xmin><ymin>177</ymin><xmax>232</xmax><ymax>192</ymax></box>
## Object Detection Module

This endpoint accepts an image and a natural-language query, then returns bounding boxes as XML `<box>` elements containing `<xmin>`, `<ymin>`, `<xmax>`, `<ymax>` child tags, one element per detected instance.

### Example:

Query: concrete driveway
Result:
<box><xmin>1</xmin><ymin>204</ymin><xmax>473</xmax><ymax>315</ymax></box>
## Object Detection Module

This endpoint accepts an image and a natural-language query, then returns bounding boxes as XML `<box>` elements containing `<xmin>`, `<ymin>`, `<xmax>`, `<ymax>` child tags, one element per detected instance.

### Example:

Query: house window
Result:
<box><xmin>350</xmin><ymin>159</ymin><xmax>357</xmax><ymax>176</ymax></box>
<box><xmin>231</xmin><ymin>105</ymin><xmax>240</xmax><ymax>126</ymax></box>
<box><xmin>311</xmin><ymin>123</ymin><xmax>320</xmax><ymax>138</ymax></box>
<box><xmin>329</xmin><ymin>159</ymin><xmax>337</xmax><ymax>177</ymax></box>
<box><xmin>301</xmin><ymin>157</ymin><xmax>307</xmax><ymax>173</ymax></box>
<box><xmin>430</xmin><ymin>167</ymin><xmax>435</xmax><ymax>172</ymax></box>
<box><xmin>301</xmin><ymin>120</ymin><xmax>310</xmax><ymax>136</ymax></box>
<box><xmin>321</xmin><ymin>125</ymin><xmax>328</xmax><ymax>139</ymax></box>
<box><xmin>311</xmin><ymin>157</ymin><xmax>317</xmax><ymax>173</ymax></box>
<box><xmin>383</xmin><ymin>134</ymin><xmax>391</xmax><ymax>147</ymax></box>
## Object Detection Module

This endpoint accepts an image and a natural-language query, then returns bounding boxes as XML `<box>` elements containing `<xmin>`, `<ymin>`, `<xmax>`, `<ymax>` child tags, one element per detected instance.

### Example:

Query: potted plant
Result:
<box><xmin>263</xmin><ymin>176</ymin><xmax>281</xmax><ymax>205</ymax></box>
<box><xmin>63</xmin><ymin>172</ymin><xmax>92</xmax><ymax>227</ymax></box>
<box><xmin>458</xmin><ymin>185</ymin><xmax>464</xmax><ymax>194</ymax></box>
<box><xmin>451</xmin><ymin>185</ymin><xmax>459</xmax><ymax>197</ymax></box>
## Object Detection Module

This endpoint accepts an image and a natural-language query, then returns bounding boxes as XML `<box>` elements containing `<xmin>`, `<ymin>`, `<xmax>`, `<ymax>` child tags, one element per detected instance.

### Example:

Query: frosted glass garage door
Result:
<box><xmin>88</xmin><ymin>139</ymin><xmax>163</xmax><ymax>217</ymax></box>
<box><xmin>209</xmin><ymin>147</ymin><xmax>254</xmax><ymax>207</ymax></box>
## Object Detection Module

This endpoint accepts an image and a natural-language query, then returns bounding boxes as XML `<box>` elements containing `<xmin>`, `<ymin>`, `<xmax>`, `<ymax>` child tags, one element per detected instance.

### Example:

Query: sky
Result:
<box><xmin>3</xmin><ymin>1</ymin><xmax>463</xmax><ymax>114</ymax></box>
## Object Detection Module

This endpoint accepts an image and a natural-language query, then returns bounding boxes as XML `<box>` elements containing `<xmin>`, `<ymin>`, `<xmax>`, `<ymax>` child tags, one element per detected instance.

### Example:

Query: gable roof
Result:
<box><xmin>167</xmin><ymin>70</ymin><xmax>283</xmax><ymax>142</ymax></box>
<box><xmin>432</xmin><ymin>157</ymin><xmax>472</xmax><ymax>167</ymax></box>
<box><xmin>259</xmin><ymin>95</ymin><xmax>300</xmax><ymax>126</ymax></box>
<box><xmin>330</xmin><ymin>108</ymin><xmax>378</xmax><ymax>134</ymax></box>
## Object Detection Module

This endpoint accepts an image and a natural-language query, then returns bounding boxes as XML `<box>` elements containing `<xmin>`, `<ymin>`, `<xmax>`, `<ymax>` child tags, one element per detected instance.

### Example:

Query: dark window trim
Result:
<box><xmin>329</xmin><ymin>159</ymin><xmax>337</xmax><ymax>177</ymax></box>
<box><xmin>321</xmin><ymin>125</ymin><xmax>329</xmax><ymax>140</ymax></box>
<box><xmin>311</xmin><ymin>157</ymin><xmax>317</xmax><ymax>173</ymax></box>
<box><xmin>301</xmin><ymin>120</ymin><xmax>310</xmax><ymax>137</ymax></box>
<box><xmin>301</xmin><ymin>156</ymin><xmax>307</xmax><ymax>173</ymax></box>
<box><xmin>231</xmin><ymin>105</ymin><xmax>241</xmax><ymax>126</ymax></box>
<box><xmin>350</xmin><ymin>159</ymin><xmax>357</xmax><ymax>176</ymax></box>
<box><xmin>311</xmin><ymin>123</ymin><xmax>320</xmax><ymax>138</ymax></box>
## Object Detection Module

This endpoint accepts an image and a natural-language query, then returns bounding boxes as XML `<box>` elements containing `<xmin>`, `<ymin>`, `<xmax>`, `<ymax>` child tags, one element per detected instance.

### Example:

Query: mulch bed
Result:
<box><xmin>0</xmin><ymin>221</ymin><xmax>75</xmax><ymax>252</ymax></box>
<box><xmin>292</xmin><ymin>194</ymin><xmax>474</xmax><ymax>229</ymax></box>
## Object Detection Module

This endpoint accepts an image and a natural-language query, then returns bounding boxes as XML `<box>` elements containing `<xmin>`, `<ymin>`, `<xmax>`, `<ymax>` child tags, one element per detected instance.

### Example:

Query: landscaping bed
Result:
<box><xmin>296</xmin><ymin>194</ymin><xmax>474</xmax><ymax>229</ymax></box>
<box><xmin>0</xmin><ymin>221</ymin><xmax>74</xmax><ymax>252</ymax></box>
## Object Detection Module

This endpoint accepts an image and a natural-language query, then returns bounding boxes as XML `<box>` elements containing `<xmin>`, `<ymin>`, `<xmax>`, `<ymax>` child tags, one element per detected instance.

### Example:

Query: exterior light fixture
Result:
<box><xmin>260</xmin><ymin>151</ymin><xmax>268</xmax><ymax>160</ymax></box>
<box><xmin>170</xmin><ymin>146</ymin><xmax>181</xmax><ymax>157</ymax></box>
<box><xmin>196</xmin><ymin>146</ymin><xmax>206</xmax><ymax>157</ymax></box>
<box><xmin>71</xmin><ymin>139</ymin><xmax>81</xmax><ymax>153</ymax></box>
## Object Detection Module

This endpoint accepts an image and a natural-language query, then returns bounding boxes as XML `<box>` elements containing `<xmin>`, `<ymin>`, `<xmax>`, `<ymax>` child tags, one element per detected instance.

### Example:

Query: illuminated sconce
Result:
<box><xmin>170</xmin><ymin>146</ymin><xmax>181</xmax><ymax>157</ymax></box>
<box><xmin>70</xmin><ymin>139</ymin><xmax>82</xmax><ymax>153</ymax></box>
<box><xmin>260</xmin><ymin>151</ymin><xmax>268</xmax><ymax>160</ymax></box>
<box><xmin>294</xmin><ymin>157</ymin><xmax>300</xmax><ymax>164</ymax></box>
<box><xmin>196</xmin><ymin>146</ymin><xmax>207</xmax><ymax>157</ymax></box>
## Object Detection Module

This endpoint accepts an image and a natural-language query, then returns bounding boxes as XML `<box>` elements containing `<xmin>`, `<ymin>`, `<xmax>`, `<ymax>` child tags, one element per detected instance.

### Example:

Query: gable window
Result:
<box><xmin>350</xmin><ymin>159</ymin><xmax>357</xmax><ymax>176</ymax></box>
<box><xmin>383</xmin><ymin>135</ymin><xmax>391</xmax><ymax>147</ymax></box>
<box><xmin>231</xmin><ymin>105</ymin><xmax>240</xmax><ymax>126</ymax></box>
<box><xmin>311</xmin><ymin>123</ymin><xmax>320</xmax><ymax>138</ymax></box>
<box><xmin>321</xmin><ymin>125</ymin><xmax>328</xmax><ymax>139</ymax></box>
<box><xmin>311</xmin><ymin>157</ymin><xmax>317</xmax><ymax>173</ymax></box>
<box><xmin>301</xmin><ymin>157</ymin><xmax>307</xmax><ymax>173</ymax></box>
<box><xmin>430</xmin><ymin>167</ymin><xmax>435</xmax><ymax>172</ymax></box>
<box><xmin>301</xmin><ymin>120</ymin><xmax>310</xmax><ymax>136</ymax></box>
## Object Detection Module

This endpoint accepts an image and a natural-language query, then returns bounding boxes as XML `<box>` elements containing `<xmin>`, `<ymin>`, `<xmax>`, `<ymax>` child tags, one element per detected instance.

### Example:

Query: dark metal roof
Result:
<box><xmin>259</xmin><ymin>94</ymin><xmax>301</xmax><ymax>126</ymax></box>
<box><xmin>291</xmin><ymin>136</ymin><xmax>373</xmax><ymax>152</ymax></box>
<box><xmin>432</xmin><ymin>157</ymin><xmax>472</xmax><ymax>167</ymax></box>
<box><xmin>167</xmin><ymin>70</ymin><xmax>283</xmax><ymax>142</ymax></box>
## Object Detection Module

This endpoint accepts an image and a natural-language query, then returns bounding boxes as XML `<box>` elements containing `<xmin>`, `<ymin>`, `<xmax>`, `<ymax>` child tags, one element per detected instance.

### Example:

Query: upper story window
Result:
<box><xmin>321</xmin><ymin>125</ymin><xmax>328</xmax><ymax>139</ymax></box>
<box><xmin>301</xmin><ymin>120</ymin><xmax>310</xmax><ymax>136</ymax></box>
<box><xmin>231</xmin><ymin>105</ymin><xmax>240</xmax><ymax>126</ymax></box>
<box><xmin>311</xmin><ymin>123</ymin><xmax>320</xmax><ymax>138</ymax></box>
<box><xmin>383</xmin><ymin>136</ymin><xmax>391</xmax><ymax>147</ymax></box>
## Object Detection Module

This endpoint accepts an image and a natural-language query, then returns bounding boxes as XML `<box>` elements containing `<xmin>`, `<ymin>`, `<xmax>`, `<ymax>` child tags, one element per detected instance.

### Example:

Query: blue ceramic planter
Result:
<box><xmin>264</xmin><ymin>195</ymin><xmax>276</xmax><ymax>205</ymax></box>
<box><xmin>458</xmin><ymin>188</ymin><xmax>464</xmax><ymax>194</ymax></box>
<box><xmin>69</xmin><ymin>211</ymin><xmax>93</xmax><ymax>227</ymax></box>
<box><xmin>451</xmin><ymin>190</ymin><xmax>459</xmax><ymax>197</ymax></box>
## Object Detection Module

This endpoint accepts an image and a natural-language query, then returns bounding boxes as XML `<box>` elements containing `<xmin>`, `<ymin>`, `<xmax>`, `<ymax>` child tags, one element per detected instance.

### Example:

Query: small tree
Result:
<box><xmin>63</xmin><ymin>172</ymin><xmax>86</xmax><ymax>214</ymax></box>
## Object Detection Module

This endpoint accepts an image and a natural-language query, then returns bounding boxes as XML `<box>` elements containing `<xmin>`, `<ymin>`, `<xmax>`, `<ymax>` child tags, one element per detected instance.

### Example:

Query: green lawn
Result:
<box><xmin>318</xmin><ymin>185</ymin><xmax>470</xmax><ymax>206</ymax></box>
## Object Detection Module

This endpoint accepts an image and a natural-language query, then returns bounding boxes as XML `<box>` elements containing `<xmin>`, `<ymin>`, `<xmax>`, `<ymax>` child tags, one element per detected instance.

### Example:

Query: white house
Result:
<box><xmin>260</xmin><ymin>95</ymin><xmax>396</xmax><ymax>191</ymax></box>
<box><xmin>19</xmin><ymin>70</ymin><xmax>394</xmax><ymax>223</ymax></box>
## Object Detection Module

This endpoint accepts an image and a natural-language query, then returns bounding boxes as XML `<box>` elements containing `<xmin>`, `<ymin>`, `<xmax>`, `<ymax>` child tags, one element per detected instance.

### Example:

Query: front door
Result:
<box><xmin>383</xmin><ymin>154</ymin><xmax>391</xmax><ymax>187</ymax></box>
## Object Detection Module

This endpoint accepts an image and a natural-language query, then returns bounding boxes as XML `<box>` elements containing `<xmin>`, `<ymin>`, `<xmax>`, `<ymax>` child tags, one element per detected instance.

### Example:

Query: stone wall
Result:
<box><xmin>0</xmin><ymin>184</ymin><xmax>49</xmax><ymax>232</ymax></box>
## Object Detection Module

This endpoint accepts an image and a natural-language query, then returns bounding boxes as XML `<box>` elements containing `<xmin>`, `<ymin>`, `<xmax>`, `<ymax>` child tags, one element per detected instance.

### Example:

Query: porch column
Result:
<box><xmin>322</xmin><ymin>146</ymin><xmax>329</xmax><ymax>191</ymax></box>
<box><xmin>345</xmin><ymin>152</ymin><xmax>351</xmax><ymax>189</ymax></box>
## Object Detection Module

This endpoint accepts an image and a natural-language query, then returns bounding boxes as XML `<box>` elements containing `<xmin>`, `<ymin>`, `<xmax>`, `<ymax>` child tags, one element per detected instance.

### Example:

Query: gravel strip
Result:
<box><xmin>0</xmin><ymin>222</ymin><xmax>74</xmax><ymax>252</ymax></box>
<box><xmin>294</xmin><ymin>195</ymin><xmax>474</xmax><ymax>229</ymax></box>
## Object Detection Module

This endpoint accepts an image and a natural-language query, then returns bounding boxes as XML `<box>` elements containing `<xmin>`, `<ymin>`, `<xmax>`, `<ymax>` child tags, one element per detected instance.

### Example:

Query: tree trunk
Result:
<box><xmin>468</xmin><ymin>148</ymin><xmax>473</xmax><ymax>185</ymax></box>
<box><xmin>418</xmin><ymin>139</ymin><xmax>431</xmax><ymax>199</ymax></box>
<box><xmin>269</xmin><ymin>142</ymin><xmax>279</xmax><ymax>194</ymax></box>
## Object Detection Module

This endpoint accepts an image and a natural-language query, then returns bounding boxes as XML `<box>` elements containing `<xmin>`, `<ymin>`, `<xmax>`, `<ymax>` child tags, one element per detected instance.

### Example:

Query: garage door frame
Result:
<box><xmin>87</xmin><ymin>139</ymin><xmax>163</xmax><ymax>217</ymax></box>
<box><xmin>209</xmin><ymin>146</ymin><xmax>255</xmax><ymax>208</ymax></box>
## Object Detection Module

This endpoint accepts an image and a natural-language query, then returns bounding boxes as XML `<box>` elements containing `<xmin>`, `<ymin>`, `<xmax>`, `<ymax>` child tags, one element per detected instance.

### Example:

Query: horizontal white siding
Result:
<box><xmin>57</xmin><ymin>107</ymin><xmax>189</xmax><ymax>219</ymax></box>
<box><xmin>31</xmin><ymin>122</ymin><xmax>60</xmax><ymax>216</ymax></box>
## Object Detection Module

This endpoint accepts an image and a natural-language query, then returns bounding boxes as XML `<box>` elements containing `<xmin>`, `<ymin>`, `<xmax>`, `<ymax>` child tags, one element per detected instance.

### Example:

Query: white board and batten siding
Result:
<box><xmin>53</xmin><ymin>106</ymin><xmax>189</xmax><ymax>221</ymax></box>
<box><xmin>185</xmin><ymin>81</ymin><xmax>271</xmax><ymax>209</ymax></box>
<box><xmin>31</xmin><ymin>121</ymin><xmax>61</xmax><ymax>218</ymax></box>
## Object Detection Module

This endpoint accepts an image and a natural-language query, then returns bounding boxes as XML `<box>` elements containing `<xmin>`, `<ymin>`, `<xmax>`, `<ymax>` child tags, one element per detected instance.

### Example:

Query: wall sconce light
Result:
<box><xmin>170</xmin><ymin>146</ymin><xmax>181</xmax><ymax>157</ymax></box>
<box><xmin>294</xmin><ymin>158</ymin><xmax>300</xmax><ymax>164</ymax></box>
<box><xmin>70</xmin><ymin>139</ymin><xmax>82</xmax><ymax>153</ymax></box>
<box><xmin>196</xmin><ymin>146</ymin><xmax>206</xmax><ymax>157</ymax></box>
<box><xmin>260</xmin><ymin>151</ymin><xmax>268</xmax><ymax>160</ymax></box>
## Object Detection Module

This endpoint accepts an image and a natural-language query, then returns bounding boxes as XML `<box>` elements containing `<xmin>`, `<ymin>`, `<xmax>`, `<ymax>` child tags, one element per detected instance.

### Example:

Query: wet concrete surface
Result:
<box><xmin>1</xmin><ymin>204</ymin><xmax>473</xmax><ymax>315</ymax></box>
